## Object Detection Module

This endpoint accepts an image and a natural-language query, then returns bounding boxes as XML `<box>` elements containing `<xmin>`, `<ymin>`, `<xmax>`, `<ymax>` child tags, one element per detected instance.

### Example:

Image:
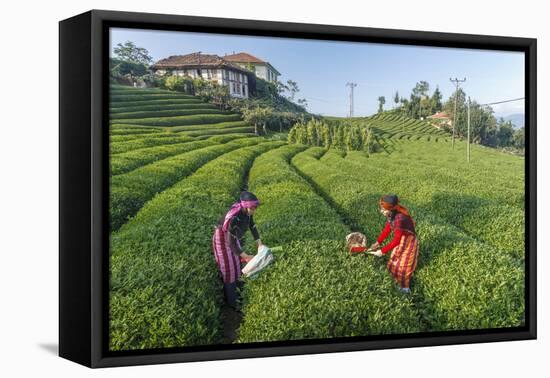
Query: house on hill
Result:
<box><xmin>151</xmin><ymin>52</ymin><xmax>254</xmax><ymax>98</ymax></box>
<box><xmin>223</xmin><ymin>52</ymin><xmax>280</xmax><ymax>83</ymax></box>
<box><xmin>427</xmin><ymin>111</ymin><xmax>452</xmax><ymax>129</ymax></box>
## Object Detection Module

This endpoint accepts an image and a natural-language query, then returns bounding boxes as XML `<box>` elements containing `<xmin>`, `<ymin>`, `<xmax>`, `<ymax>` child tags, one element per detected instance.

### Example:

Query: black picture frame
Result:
<box><xmin>59</xmin><ymin>9</ymin><xmax>537</xmax><ymax>368</ymax></box>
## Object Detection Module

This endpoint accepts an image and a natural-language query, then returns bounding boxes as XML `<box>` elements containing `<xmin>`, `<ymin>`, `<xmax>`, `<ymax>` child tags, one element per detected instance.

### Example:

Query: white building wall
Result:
<box><xmin>155</xmin><ymin>67</ymin><xmax>249</xmax><ymax>99</ymax></box>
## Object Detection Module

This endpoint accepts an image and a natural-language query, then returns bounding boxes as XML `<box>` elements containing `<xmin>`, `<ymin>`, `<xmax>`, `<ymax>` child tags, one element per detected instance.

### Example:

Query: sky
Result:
<box><xmin>110</xmin><ymin>28</ymin><xmax>525</xmax><ymax>118</ymax></box>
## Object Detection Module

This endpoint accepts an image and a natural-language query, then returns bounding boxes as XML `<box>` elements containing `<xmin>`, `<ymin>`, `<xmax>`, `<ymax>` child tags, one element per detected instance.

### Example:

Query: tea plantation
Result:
<box><xmin>108</xmin><ymin>85</ymin><xmax>525</xmax><ymax>350</ymax></box>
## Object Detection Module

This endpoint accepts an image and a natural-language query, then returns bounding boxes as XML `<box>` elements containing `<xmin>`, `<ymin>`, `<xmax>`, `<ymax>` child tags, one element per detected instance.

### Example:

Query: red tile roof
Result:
<box><xmin>428</xmin><ymin>111</ymin><xmax>451</xmax><ymax>120</ymax></box>
<box><xmin>224</xmin><ymin>52</ymin><xmax>266</xmax><ymax>64</ymax></box>
<box><xmin>151</xmin><ymin>52</ymin><xmax>251</xmax><ymax>74</ymax></box>
<box><xmin>224</xmin><ymin>52</ymin><xmax>280</xmax><ymax>75</ymax></box>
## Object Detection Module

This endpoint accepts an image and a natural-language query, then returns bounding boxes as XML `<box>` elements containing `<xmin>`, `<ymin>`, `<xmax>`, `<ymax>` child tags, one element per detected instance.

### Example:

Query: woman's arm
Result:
<box><xmin>249</xmin><ymin>216</ymin><xmax>263</xmax><ymax>248</ymax></box>
<box><xmin>381</xmin><ymin>228</ymin><xmax>403</xmax><ymax>254</ymax></box>
<box><xmin>377</xmin><ymin>222</ymin><xmax>391</xmax><ymax>244</ymax></box>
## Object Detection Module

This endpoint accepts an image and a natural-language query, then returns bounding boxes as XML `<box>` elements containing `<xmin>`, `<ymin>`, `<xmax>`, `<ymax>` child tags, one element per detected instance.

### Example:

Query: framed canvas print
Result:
<box><xmin>59</xmin><ymin>9</ymin><xmax>536</xmax><ymax>368</ymax></box>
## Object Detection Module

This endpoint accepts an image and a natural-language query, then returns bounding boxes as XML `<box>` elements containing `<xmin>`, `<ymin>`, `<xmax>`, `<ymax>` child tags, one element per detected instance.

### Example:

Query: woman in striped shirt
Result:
<box><xmin>212</xmin><ymin>191</ymin><xmax>263</xmax><ymax>309</ymax></box>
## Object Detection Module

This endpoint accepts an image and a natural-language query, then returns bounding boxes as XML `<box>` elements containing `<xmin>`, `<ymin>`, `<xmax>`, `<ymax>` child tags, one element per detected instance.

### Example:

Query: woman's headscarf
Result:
<box><xmin>379</xmin><ymin>194</ymin><xmax>411</xmax><ymax>217</ymax></box>
<box><xmin>222</xmin><ymin>191</ymin><xmax>260</xmax><ymax>232</ymax></box>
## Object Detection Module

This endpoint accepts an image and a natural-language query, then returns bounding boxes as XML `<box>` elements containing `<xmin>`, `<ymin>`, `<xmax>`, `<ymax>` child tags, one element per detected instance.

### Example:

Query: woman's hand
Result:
<box><xmin>368</xmin><ymin>249</ymin><xmax>383</xmax><ymax>257</ymax></box>
<box><xmin>370</xmin><ymin>242</ymin><xmax>380</xmax><ymax>250</ymax></box>
<box><xmin>240</xmin><ymin>252</ymin><xmax>253</xmax><ymax>263</ymax></box>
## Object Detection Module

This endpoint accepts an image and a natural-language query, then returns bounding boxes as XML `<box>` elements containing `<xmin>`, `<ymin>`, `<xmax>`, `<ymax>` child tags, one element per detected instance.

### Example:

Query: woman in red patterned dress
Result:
<box><xmin>368</xmin><ymin>194</ymin><xmax>419</xmax><ymax>294</ymax></box>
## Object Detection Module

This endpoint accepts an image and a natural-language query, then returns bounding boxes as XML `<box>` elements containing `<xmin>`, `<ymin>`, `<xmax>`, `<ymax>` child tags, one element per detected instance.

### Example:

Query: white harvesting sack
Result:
<box><xmin>242</xmin><ymin>245</ymin><xmax>275</xmax><ymax>278</ymax></box>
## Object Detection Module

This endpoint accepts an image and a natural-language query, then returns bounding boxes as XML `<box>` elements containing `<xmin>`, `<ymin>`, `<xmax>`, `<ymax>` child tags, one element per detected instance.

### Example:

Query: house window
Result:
<box><xmin>242</xmin><ymin>84</ymin><xmax>246</xmax><ymax>96</ymax></box>
<box><xmin>232</xmin><ymin>83</ymin><xmax>236</xmax><ymax>93</ymax></box>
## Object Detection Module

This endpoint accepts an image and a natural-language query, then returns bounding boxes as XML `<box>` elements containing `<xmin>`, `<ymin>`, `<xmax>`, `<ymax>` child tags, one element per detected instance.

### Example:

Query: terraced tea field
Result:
<box><xmin>108</xmin><ymin>85</ymin><xmax>525</xmax><ymax>351</ymax></box>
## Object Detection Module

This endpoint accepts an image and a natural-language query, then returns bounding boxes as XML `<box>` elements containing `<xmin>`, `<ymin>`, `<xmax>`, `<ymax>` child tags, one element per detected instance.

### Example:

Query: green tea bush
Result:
<box><xmin>110</xmin><ymin>98</ymin><xmax>203</xmax><ymax>109</ymax></box>
<box><xmin>110</xmin><ymin>134</ymin><xmax>193</xmax><ymax>154</ymax></box>
<box><xmin>113</xmin><ymin>114</ymin><xmax>243</xmax><ymax>127</ymax></box>
<box><xmin>111</xmin><ymin>108</ymin><xmax>230</xmax><ymax>121</ymax></box>
<box><xmin>110</xmin><ymin>137</ymin><xmax>262</xmax><ymax>231</ymax></box>
<box><xmin>110</xmin><ymin>141</ymin><xmax>284</xmax><ymax>351</ymax></box>
<box><xmin>179</xmin><ymin>127</ymin><xmax>254</xmax><ymax>137</ymax></box>
<box><xmin>237</xmin><ymin>145</ymin><xmax>421</xmax><ymax>343</ymax></box>
<box><xmin>169</xmin><ymin>121</ymin><xmax>249</xmax><ymax>133</ymax></box>
<box><xmin>110</xmin><ymin>134</ymin><xmax>249</xmax><ymax>174</ymax></box>
<box><xmin>111</xmin><ymin>94</ymin><xmax>195</xmax><ymax>102</ymax></box>
<box><xmin>110</xmin><ymin>102</ymin><xmax>218</xmax><ymax>114</ymax></box>
<box><xmin>290</xmin><ymin>148</ymin><xmax>524</xmax><ymax>331</ymax></box>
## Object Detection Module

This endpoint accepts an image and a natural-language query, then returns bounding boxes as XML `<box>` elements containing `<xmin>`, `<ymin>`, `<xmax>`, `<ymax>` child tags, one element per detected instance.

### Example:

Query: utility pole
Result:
<box><xmin>467</xmin><ymin>96</ymin><xmax>471</xmax><ymax>162</ymax></box>
<box><xmin>449</xmin><ymin>77</ymin><xmax>466</xmax><ymax>149</ymax></box>
<box><xmin>346</xmin><ymin>82</ymin><xmax>357</xmax><ymax>117</ymax></box>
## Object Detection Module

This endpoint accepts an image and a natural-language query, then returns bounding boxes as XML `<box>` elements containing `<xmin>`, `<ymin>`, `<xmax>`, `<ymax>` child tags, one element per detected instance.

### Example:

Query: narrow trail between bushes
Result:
<box><xmin>289</xmin><ymin>148</ymin><xmax>362</xmax><ymax>233</ymax></box>
<box><xmin>220</xmin><ymin>143</ymin><xmax>285</xmax><ymax>344</ymax></box>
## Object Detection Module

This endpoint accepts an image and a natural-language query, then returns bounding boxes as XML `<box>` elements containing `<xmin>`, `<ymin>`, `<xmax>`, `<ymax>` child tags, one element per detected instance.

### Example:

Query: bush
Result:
<box><xmin>110</xmin><ymin>137</ymin><xmax>263</xmax><ymax>231</ymax></box>
<box><xmin>290</xmin><ymin>148</ymin><xmax>524</xmax><ymax>331</ymax></box>
<box><xmin>237</xmin><ymin>145</ymin><xmax>421</xmax><ymax>343</ymax></box>
<box><xmin>112</xmin><ymin>114</ymin><xmax>243</xmax><ymax>127</ymax></box>
<box><xmin>110</xmin><ymin>140</ymin><xmax>285</xmax><ymax>350</ymax></box>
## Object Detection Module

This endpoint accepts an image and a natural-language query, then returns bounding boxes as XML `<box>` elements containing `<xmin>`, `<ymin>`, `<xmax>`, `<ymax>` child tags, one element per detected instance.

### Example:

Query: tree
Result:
<box><xmin>243</xmin><ymin>107</ymin><xmax>274</xmax><ymax>135</ymax></box>
<box><xmin>377</xmin><ymin>96</ymin><xmax>386</xmax><ymax>113</ymax></box>
<box><xmin>286</xmin><ymin>80</ymin><xmax>299</xmax><ymax>101</ymax></box>
<box><xmin>430</xmin><ymin>86</ymin><xmax>443</xmax><ymax>113</ymax></box>
<box><xmin>496</xmin><ymin>118</ymin><xmax>515</xmax><ymax>147</ymax></box>
<box><xmin>443</xmin><ymin>87</ymin><xmax>467</xmax><ymax>137</ymax></box>
<box><xmin>410</xmin><ymin>81</ymin><xmax>430</xmax><ymax>118</ymax></box>
<box><xmin>513</xmin><ymin>127</ymin><xmax>525</xmax><ymax>150</ymax></box>
<box><xmin>394</xmin><ymin>91</ymin><xmax>400</xmax><ymax>109</ymax></box>
<box><xmin>113</xmin><ymin>41</ymin><xmax>153</xmax><ymax>65</ymax></box>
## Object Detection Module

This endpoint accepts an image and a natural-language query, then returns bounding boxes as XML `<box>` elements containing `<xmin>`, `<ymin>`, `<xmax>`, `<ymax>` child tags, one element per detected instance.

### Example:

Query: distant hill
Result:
<box><xmin>503</xmin><ymin>113</ymin><xmax>525</xmax><ymax>129</ymax></box>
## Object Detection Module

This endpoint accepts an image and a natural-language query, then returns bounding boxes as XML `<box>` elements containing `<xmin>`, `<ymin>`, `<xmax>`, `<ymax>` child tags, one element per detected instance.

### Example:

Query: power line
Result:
<box><xmin>346</xmin><ymin>82</ymin><xmax>358</xmax><ymax>117</ymax></box>
<box><xmin>479</xmin><ymin>97</ymin><xmax>524</xmax><ymax>107</ymax></box>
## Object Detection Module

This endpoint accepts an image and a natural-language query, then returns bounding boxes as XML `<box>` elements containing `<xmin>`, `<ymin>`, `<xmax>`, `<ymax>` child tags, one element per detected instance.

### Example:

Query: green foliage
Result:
<box><xmin>113</xmin><ymin>41</ymin><xmax>153</xmax><ymax>65</ymax></box>
<box><xmin>109</xmin><ymin>138</ymin><xmax>262</xmax><ymax>232</ymax></box>
<box><xmin>237</xmin><ymin>145</ymin><xmax>421</xmax><ymax>342</ymax></box>
<box><xmin>290</xmin><ymin>147</ymin><xmax>524</xmax><ymax>331</ymax></box>
<box><xmin>110</xmin><ymin>141</ymin><xmax>285</xmax><ymax>351</ymax></box>
<box><xmin>110</xmin><ymin>135</ymin><xmax>246</xmax><ymax>175</ymax></box>
<box><xmin>107</xmin><ymin>84</ymin><xmax>525</xmax><ymax>347</ymax></box>
<box><xmin>162</xmin><ymin>75</ymin><xmax>195</xmax><ymax>93</ymax></box>
<box><xmin>112</xmin><ymin>114</ymin><xmax>243</xmax><ymax>127</ymax></box>
<box><xmin>288</xmin><ymin>118</ymin><xmax>382</xmax><ymax>153</ymax></box>
<box><xmin>110</xmin><ymin>58</ymin><xmax>147</xmax><ymax>78</ymax></box>
<box><xmin>111</xmin><ymin>108</ymin><xmax>229</xmax><ymax>121</ymax></box>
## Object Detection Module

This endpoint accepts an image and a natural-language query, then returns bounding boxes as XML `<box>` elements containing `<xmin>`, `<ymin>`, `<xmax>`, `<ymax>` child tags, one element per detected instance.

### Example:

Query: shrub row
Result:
<box><xmin>291</xmin><ymin>148</ymin><xmax>524</xmax><ymax>331</ymax></box>
<box><xmin>110</xmin><ymin>102</ymin><xmax>218</xmax><ymax>114</ymax></box>
<box><xmin>110</xmin><ymin>128</ymin><xmax>163</xmax><ymax>136</ymax></box>
<box><xmin>110</xmin><ymin>132</ymin><xmax>190</xmax><ymax>147</ymax></box>
<box><xmin>169</xmin><ymin>121</ymin><xmax>249</xmax><ymax>133</ymax></box>
<box><xmin>110</xmin><ymin>135</ymin><xmax>246</xmax><ymax>175</ymax></box>
<box><xmin>110</xmin><ymin>141</ymin><xmax>285</xmax><ymax>351</ymax></box>
<box><xmin>110</xmin><ymin>108</ymin><xmax>231</xmax><ymax>121</ymax></box>
<box><xmin>236</xmin><ymin>145</ymin><xmax>422</xmax><ymax>343</ymax></box>
<box><xmin>340</xmin><ymin>150</ymin><xmax>524</xmax><ymax>257</ymax></box>
<box><xmin>110</xmin><ymin>137</ymin><xmax>262</xmax><ymax>231</ymax></box>
<box><xmin>179</xmin><ymin>126</ymin><xmax>254</xmax><ymax>138</ymax></box>
<box><xmin>111</xmin><ymin>94</ymin><xmax>195</xmax><ymax>102</ymax></box>
<box><xmin>113</xmin><ymin>113</ymin><xmax>243</xmax><ymax>127</ymax></box>
<box><xmin>110</xmin><ymin>98</ymin><xmax>203</xmax><ymax>109</ymax></box>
